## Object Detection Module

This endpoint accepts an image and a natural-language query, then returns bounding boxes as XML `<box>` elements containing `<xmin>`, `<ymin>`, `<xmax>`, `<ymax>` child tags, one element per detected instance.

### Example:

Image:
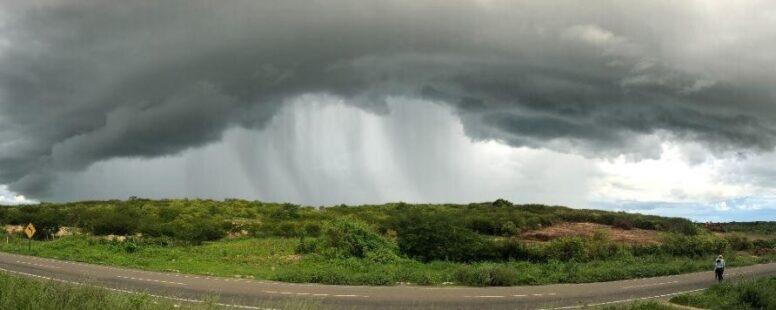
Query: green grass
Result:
<box><xmin>1</xmin><ymin>235</ymin><xmax>774</xmax><ymax>286</ymax></box>
<box><xmin>595</xmin><ymin>301</ymin><xmax>679</xmax><ymax>310</ymax></box>
<box><xmin>0</xmin><ymin>271</ymin><xmax>332</xmax><ymax>310</ymax></box>
<box><xmin>0</xmin><ymin>271</ymin><xmax>685</xmax><ymax>310</ymax></box>
<box><xmin>670</xmin><ymin>276</ymin><xmax>776</xmax><ymax>310</ymax></box>
<box><xmin>0</xmin><ymin>271</ymin><xmax>209</xmax><ymax>310</ymax></box>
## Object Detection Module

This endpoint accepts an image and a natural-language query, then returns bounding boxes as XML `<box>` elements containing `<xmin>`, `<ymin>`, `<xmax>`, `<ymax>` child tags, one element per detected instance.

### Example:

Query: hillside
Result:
<box><xmin>1</xmin><ymin>199</ymin><xmax>775</xmax><ymax>286</ymax></box>
<box><xmin>1</xmin><ymin>198</ymin><xmax>700</xmax><ymax>242</ymax></box>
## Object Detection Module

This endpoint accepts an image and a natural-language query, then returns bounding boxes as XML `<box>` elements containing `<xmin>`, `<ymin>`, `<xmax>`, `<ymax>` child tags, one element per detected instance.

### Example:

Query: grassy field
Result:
<box><xmin>670</xmin><ymin>276</ymin><xmax>776</xmax><ymax>310</ymax></box>
<box><xmin>1</xmin><ymin>235</ymin><xmax>774</xmax><ymax>286</ymax></box>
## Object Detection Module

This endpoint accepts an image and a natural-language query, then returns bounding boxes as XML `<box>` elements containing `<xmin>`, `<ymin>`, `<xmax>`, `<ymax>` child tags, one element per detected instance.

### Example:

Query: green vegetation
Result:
<box><xmin>0</xmin><ymin>272</ymin><xmax>205</xmax><ymax>310</ymax></box>
<box><xmin>596</xmin><ymin>301</ymin><xmax>678</xmax><ymax>310</ymax></box>
<box><xmin>1</xmin><ymin>199</ymin><xmax>775</xmax><ymax>286</ymax></box>
<box><xmin>0</xmin><ymin>272</ymin><xmax>328</xmax><ymax>310</ymax></box>
<box><xmin>670</xmin><ymin>276</ymin><xmax>776</xmax><ymax>310</ymax></box>
<box><xmin>711</xmin><ymin>222</ymin><xmax>776</xmax><ymax>235</ymax></box>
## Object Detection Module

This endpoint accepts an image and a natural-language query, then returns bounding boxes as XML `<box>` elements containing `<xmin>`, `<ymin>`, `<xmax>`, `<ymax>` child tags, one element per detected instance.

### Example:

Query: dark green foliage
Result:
<box><xmin>0</xmin><ymin>198</ymin><xmax>770</xmax><ymax>263</ymax></box>
<box><xmin>545</xmin><ymin>237</ymin><xmax>589</xmax><ymax>261</ymax></box>
<box><xmin>169</xmin><ymin>216</ymin><xmax>228</xmax><ymax>245</ymax></box>
<box><xmin>394</xmin><ymin>209</ymin><xmax>490</xmax><ymax>262</ymax></box>
<box><xmin>715</xmin><ymin>222</ymin><xmax>776</xmax><ymax>234</ymax></box>
<box><xmin>302</xmin><ymin>222</ymin><xmax>322</xmax><ymax>237</ymax></box>
<box><xmin>92</xmin><ymin>210</ymin><xmax>139</xmax><ymax>235</ymax></box>
<box><xmin>317</xmin><ymin>217</ymin><xmax>397</xmax><ymax>259</ymax></box>
<box><xmin>453</xmin><ymin>264</ymin><xmax>518</xmax><ymax>286</ymax></box>
<box><xmin>661</xmin><ymin>234</ymin><xmax>729</xmax><ymax>257</ymax></box>
<box><xmin>726</xmin><ymin>235</ymin><xmax>754</xmax><ymax>251</ymax></box>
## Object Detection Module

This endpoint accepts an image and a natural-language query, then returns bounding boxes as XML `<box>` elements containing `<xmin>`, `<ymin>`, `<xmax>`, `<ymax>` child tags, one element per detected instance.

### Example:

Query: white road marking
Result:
<box><xmin>116</xmin><ymin>275</ymin><xmax>186</xmax><ymax>286</ymax></box>
<box><xmin>0</xmin><ymin>267</ymin><xmax>278</xmax><ymax>310</ymax></box>
<box><xmin>513</xmin><ymin>294</ymin><xmax>528</xmax><ymax>297</ymax></box>
<box><xmin>623</xmin><ymin>280</ymin><xmax>679</xmax><ymax>289</ymax></box>
<box><xmin>539</xmin><ymin>288</ymin><xmax>707</xmax><ymax>310</ymax></box>
<box><xmin>15</xmin><ymin>260</ymin><xmax>60</xmax><ymax>269</ymax></box>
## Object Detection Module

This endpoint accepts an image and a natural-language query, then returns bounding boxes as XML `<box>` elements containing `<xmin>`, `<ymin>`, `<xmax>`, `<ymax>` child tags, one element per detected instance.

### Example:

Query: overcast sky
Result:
<box><xmin>1</xmin><ymin>1</ymin><xmax>775</xmax><ymax>221</ymax></box>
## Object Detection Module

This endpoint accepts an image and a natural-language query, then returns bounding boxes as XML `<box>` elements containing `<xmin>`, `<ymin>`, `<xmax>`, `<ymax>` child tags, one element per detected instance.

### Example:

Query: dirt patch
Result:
<box><xmin>521</xmin><ymin>222</ymin><xmax>662</xmax><ymax>245</ymax></box>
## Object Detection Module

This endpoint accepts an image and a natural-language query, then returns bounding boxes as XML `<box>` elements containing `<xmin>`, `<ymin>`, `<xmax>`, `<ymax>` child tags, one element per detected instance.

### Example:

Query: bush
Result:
<box><xmin>493</xmin><ymin>239</ymin><xmax>548</xmax><ymax>261</ymax></box>
<box><xmin>453</xmin><ymin>264</ymin><xmax>517</xmax><ymax>286</ymax></box>
<box><xmin>170</xmin><ymin>217</ymin><xmax>227</xmax><ymax>244</ymax></box>
<box><xmin>295</xmin><ymin>235</ymin><xmax>318</xmax><ymax>254</ymax></box>
<box><xmin>612</xmin><ymin>219</ymin><xmax>634</xmax><ymax>230</ymax></box>
<box><xmin>500</xmin><ymin>221</ymin><xmax>518</xmax><ymax>236</ymax></box>
<box><xmin>318</xmin><ymin>217</ymin><xmax>397</xmax><ymax>259</ymax></box>
<box><xmin>302</xmin><ymin>222</ymin><xmax>322</xmax><ymax>237</ymax></box>
<box><xmin>726</xmin><ymin>235</ymin><xmax>753</xmax><ymax>251</ymax></box>
<box><xmin>395</xmin><ymin>209</ymin><xmax>491</xmax><ymax>262</ymax></box>
<box><xmin>661</xmin><ymin>234</ymin><xmax>728</xmax><ymax>257</ymax></box>
<box><xmin>91</xmin><ymin>211</ymin><xmax>139</xmax><ymax>236</ymax></box>
<box><xmin>545</xmin><ymin>237</ymin><xmax>589</xmax><ymax>262</ymax></box>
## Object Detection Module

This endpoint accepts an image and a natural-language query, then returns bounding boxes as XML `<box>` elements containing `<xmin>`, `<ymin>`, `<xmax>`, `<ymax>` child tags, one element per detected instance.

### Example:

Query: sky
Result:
<box><xmin>0</xmin><ymin>1</ymin><xmax>775</xmax><ymax>221</ymax></box>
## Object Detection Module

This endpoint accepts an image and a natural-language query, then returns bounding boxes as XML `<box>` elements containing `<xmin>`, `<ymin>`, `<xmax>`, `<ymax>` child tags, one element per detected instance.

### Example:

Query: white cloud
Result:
<box><xmin>592</xmin><ymin>142</ymin><xmax>751</xmax><ymax>203</ymax></box>
<box><xmin>0</xmin><ymin>185</ymin><xmax>35</xmax><ymax>205</ymax></box>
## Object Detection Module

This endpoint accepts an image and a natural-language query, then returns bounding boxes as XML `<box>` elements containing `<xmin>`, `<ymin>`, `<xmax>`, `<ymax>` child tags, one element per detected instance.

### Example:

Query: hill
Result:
<box><xmin>1</xmin><ymin>199</ymin><xmax>775</xmax><ymax>286</ymax></box>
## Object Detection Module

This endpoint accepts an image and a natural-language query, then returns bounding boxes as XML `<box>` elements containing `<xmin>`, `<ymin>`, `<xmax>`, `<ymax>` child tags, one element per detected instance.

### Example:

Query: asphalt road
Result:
<box><xmin>1</xmin><ymin>251</ymin><xmax>775</xmax><ymax>310</ymax></box>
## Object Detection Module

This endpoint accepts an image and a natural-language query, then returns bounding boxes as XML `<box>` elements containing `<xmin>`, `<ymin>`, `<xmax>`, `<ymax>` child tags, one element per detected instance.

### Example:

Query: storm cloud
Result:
<box><xmin>1</xmin><ymin>0</ymin><xmax>776</xmax><ymax>199</ymax></box>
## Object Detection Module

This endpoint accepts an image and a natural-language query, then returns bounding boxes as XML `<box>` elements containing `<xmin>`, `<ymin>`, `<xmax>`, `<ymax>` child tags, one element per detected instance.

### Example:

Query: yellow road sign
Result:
<box><xmin>24</xmin><ymin>223</ymin><xmax>36</xmax><ymax>239</ymax></box>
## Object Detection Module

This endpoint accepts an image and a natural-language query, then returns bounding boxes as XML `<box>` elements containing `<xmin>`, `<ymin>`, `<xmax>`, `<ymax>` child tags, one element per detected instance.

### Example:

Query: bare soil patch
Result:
<box><xmin>521</xmin><ymin>222</ymin><xmax>661</xmax><ymax>245</ymax></box>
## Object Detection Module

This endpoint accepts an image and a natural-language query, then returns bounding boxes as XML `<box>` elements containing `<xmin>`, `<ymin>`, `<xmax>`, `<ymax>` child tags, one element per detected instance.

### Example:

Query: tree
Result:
<box><xmin>395</xmin><ymin>209</ymin><xmax>491</xmax><ymax>262</ymax></box>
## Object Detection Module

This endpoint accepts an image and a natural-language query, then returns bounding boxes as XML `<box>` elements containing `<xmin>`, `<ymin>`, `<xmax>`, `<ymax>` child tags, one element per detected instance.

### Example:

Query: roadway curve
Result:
<box><xmin>1</xmin><ymin>251</ymin><xmax>775</xmax><ymax>310</ymax></box>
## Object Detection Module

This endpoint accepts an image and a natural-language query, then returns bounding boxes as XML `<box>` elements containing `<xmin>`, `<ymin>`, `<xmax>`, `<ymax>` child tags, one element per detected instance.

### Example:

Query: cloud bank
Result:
<box><xmin>1</xmin><ymin>1</ymin><xmax>776</xmax><ymax>201</ymax></box>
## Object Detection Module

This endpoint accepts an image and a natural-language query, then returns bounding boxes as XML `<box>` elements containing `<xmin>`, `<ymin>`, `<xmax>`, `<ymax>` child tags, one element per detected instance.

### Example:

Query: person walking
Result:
<box><xmin>714</xmin><ymin>254</ymin><xmax>725</xmax><ymax>282</ymax></box>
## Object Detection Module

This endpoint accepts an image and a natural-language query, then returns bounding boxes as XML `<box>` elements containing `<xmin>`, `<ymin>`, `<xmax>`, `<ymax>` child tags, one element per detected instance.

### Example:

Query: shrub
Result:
<box><xmin>302</xmin><ymin>222</ymin><xmax>322</xmax><ymax>237</ymax></box>
<box><xmin>726</xmin><ymin>235</ymin><xmax>753</xmax><ymax>251</ymax></box>
<box><xmin>319</xmin><ymin>217</ymin><xmax>397</xmax><ymax>259</ymax></box>
<box><xmin>545</xmin><ymin>237</ymin><xmax>589</xmax><ymax>262</ymax></box>
<box><xmin>500</xmin><ymin>221</ymin><xmax>518</xmax><ymax>236</ymax></box>
<box><xmin>661</xmin><ymin>234</ymin><xmax>728</xmax><ymax>257</ymax></box>
<box><xmin>295</xmin><ymin>235</ymin><xmax>318</xmax><ymax>254</ymax></box>
<box><xmin>453</xmin><ymin>264</ymin><xmax>517</xmax><ymax>286</ymax></box>
<box><xmin>395</xmin><ymin>209</ymin><xmax>491</xmax><ymax>262</ymax></box>
<box><xmin>170</xmin><ymin>217</ymin><xmax>227</xmax><ymax>244</ymax></box>
<box><xmin>494</xmin><ymin>238</ymin><xmax>544</xmax><ymax>261</ymax></box>
<box><xmin>612</xmin><ymin>219</ymin><xmax>634</xmax><ymax>230</ymax></box>
<box><xmin>91</xmin><ymin>211</ymin><xmax>139</xmax><ymax>236</ymax></box>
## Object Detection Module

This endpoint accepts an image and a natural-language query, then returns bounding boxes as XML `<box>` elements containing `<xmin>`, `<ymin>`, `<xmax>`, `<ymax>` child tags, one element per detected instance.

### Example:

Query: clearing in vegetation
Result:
<box><xmin>521</xmin><ymin>222</ymin><xmax>661</xmax><ymax>245</ymax></box>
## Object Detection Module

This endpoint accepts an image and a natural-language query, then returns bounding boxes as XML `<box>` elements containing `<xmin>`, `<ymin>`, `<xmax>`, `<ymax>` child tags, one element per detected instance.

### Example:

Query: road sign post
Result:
<box><xmin>24</xmin><ymin>223</ymin><xmax>35</xmax><ymax>251</ymax></box>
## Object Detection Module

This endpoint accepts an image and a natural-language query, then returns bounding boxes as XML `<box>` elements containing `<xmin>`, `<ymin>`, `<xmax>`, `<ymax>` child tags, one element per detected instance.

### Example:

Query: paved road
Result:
<box><xmin>1</xmin><ymin>251</ymin><xmax>775</xmax><ymax>309</ymax></box>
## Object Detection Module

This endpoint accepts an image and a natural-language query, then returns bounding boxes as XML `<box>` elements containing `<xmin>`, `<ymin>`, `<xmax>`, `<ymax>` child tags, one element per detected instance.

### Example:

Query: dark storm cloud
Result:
<box><xmin>1</xmin><ymin>0</ymin><xmax>775</xmax><ymax>198</ymax></box>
